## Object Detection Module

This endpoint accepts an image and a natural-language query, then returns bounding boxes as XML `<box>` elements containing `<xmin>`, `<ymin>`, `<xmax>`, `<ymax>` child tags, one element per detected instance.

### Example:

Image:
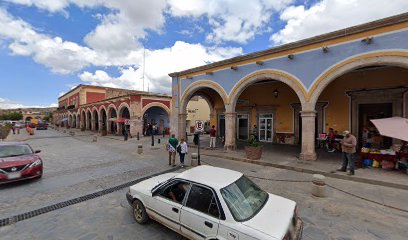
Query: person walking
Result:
<box><xmin>209</xmin><ymin>125</ymin><xmax>216</xmax><ymax>149</ymax></box>
<box><xmin>167</xmin><ymin>134</ymin><xmax>178</xmax><ymax>167</ymax></box>
<box><xmin>337</xmin><ymin>130</ymin><xmax>357</xmax><ymax>175</ymax></box>
<box><xmin>327</xmin><ymin>128</ymin><xmax>335</xmax><ymax>152</ymax></box>
<box><xmin>178</xmin><ymin>138</ymin><xmax>188</xmax><ymax>168</ymax></box>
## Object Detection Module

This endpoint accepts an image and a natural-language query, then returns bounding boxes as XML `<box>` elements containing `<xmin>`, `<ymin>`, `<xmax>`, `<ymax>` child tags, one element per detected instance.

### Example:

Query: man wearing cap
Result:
<box><xmin>337</xmin><ymin>130</ymin><xmax>357</xmax><ymax>175</ymax></box>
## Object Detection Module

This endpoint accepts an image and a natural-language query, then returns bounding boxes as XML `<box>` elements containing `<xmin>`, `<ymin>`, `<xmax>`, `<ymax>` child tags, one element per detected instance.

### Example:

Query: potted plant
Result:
<box><xmin>245</xmin><ymin>135</ymin><xmax>263</xmax><ymax>160</ymax></box>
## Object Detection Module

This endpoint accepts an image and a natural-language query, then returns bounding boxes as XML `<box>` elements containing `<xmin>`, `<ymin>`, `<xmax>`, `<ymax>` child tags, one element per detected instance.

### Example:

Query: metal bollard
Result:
<box><xmin>191</xmin><ymin>153</ymin><xmax>198</xmax><ymax>167</ymax></box>
<box><xmin>158</xmin><ymin>138</ymin><xmax>161</xmax><ymax>144</ymax></box>
<box><xmin>93</xmin><ymin>135</ymin><xmax>97</xmax><ymax>142</ymax></box>
<box><xmin>162</xmin><ymin>130</ymin><xmax>165</xmax><ymax>138</ymax></box>
<box><xmin>137</xmin><ymin>132</ymin><xmax>140</xmax><ymax>140</ymax></box>
<box><xmin>137</xmin><ymin>144</ymin><xmax>143</xmax><ymax>154</ymax></box>
<box><xmin>311</xmin><ymin>174</ymin><xmax>326</xmax><ymax>198</ymax></box>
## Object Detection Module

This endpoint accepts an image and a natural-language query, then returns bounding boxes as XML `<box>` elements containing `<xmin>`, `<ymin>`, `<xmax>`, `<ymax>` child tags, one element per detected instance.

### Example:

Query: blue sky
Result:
<box><xmin>0</xmin><ymin>0</ymin><xmax>407</xmax><ymax>109</ymax></box>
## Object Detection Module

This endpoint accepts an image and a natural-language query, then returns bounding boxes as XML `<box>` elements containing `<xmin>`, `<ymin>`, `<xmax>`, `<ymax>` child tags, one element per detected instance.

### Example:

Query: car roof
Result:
<box><xmin>0</xmin><ymin>142</ymin><xmax>29</xmax><ymax>146</ymax></box>
<box><xmin>175</xmin><ymin>165</ymin><xmax>243</xmax><ymax>190</ymax></box>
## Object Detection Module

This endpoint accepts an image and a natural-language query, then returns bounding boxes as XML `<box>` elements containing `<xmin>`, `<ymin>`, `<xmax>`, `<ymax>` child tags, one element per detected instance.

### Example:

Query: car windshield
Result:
<box><xmin>0</xmin><ymin>145</ymin><xmax>33</xmax><ymax>158</ymax></box>
<box><xmin>220</xmin><ymin>175</ymin><xmax>268</xmax><ymax>222</ymax></box>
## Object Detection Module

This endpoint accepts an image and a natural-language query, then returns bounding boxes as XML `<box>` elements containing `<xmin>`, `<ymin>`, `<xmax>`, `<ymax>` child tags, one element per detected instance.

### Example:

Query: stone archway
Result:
<box><xmin>227</xmin><ymin>70</ymin><xmax>308</xmax><ymax>150</ymax></box>
<box><xmin>302</xmin><ymin>52</ymin><xmax>408</xmax><ymax>160</ymax></box>
<box><xmin>99</xmin><ymin>106</ymin><xmax>107</xmax><ymax>135</ymax></box>
<box><xmin>107</xmin><ymin>104</ymin><xmax>118</xmax><ymax>134</ymax></box>
<box><xmin>178</xmin><ymin>80</ymin><xmax>228</xmax><ymax>140</ymax></box>
<box><xmin>142</xmin><ymin>104</ymin><xmax>171</xmax><ymax>136</ymax></box>
<box><xmin>308</xmin><ymin>52</ymin><xmax>408</xmax><ymax>108</ymax></box>
<box><xmin>92</xmin><ymin>107</ymin><xmax>99</xmax><ymax>131</ymax></box>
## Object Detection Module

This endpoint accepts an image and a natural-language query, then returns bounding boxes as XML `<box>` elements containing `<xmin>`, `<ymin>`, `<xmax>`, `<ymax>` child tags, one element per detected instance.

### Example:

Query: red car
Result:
<box><xmin>36</xmin><ymin>123</ymin><xmax>48</xmax><ymax>130</ymax></box>
<box><xmin>0</xmin><ymin>142</ymin><xmax>43</xmax><ymax>184</ymax></box>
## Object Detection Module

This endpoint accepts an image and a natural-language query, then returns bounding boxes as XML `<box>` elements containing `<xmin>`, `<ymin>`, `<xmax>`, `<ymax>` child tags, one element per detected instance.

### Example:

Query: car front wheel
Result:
<box><xmin>132</xmin><ymin>199</ymin><xmax>149</xmax><ymax>224</ymax></box>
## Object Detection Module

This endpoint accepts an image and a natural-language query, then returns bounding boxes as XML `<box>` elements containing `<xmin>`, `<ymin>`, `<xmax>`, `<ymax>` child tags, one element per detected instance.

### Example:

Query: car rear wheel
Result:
<box><xmin>132</xmin><ymin>199</ymin><xmax>149</xmax><ymax>224</ymax></box>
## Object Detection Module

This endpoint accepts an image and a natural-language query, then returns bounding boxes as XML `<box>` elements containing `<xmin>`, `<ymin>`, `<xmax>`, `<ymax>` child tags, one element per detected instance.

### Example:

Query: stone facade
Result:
<box><xmin>169</xmin><ymin>13</ymin><xmax>408</xmax><ymax>160</ymax></box>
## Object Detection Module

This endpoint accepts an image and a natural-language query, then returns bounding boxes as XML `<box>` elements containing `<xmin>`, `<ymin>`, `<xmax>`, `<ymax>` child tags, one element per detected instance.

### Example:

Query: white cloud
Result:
<box><xmin>0</xmin><ymin>9</ymin><xmax>99</xmax><ymax>73</ymax></box>
<box><xmin>0</xmin><ymin>97</ymin><xmax>57</xmax><ymax>109</ymax></box>
<box><xmin>168</xmin><ymin>0</ymin><xmax>294</xmax><ymax>44</ymax></box>
<box><xmin>271</xmin><ymin>0</ymin><xmax>408</xmax><ymax>44</ymax></box>
<box><xmin>79</xmin><ymin>41</ymin><xmax>243</xmax><ymax>94</ymax></box>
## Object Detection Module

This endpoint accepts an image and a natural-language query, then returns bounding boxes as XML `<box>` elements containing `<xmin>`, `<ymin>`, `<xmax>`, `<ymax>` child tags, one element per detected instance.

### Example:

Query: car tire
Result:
<box><xmin>132</xmin><ymin>199</ymin><xmax>149</xmax><ymax>224</ymax></box>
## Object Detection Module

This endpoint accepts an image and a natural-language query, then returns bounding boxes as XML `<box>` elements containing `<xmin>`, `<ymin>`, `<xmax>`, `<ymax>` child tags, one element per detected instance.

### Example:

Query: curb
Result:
<box><xmin>201</xmin><ymin>152</ymin><xmax>408</xmax><ymax>191</ymax></box>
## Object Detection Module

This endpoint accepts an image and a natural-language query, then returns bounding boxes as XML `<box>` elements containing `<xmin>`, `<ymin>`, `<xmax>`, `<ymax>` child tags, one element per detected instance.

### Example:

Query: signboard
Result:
<box><xmin>195</xmin><ymin>120</ymin><xmax>204</xmax><ymax>132</ymax></box>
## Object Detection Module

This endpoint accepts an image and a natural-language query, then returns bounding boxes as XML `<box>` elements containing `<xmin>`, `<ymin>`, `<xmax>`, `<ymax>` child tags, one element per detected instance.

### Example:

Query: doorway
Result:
<box><xmin>259</xmin><ymin>113</ymin><xmax>273</xmax><ymax>142</ymax></box>
<box><xmin>358</xmin><ymin>103</ymin><xmax>392</xmax><ymax>148</ymax></box>
<box><xmin>237</xmin><ymin>114</ymin><xmax>249</xmax><ymax>140</ymax></box>
<box><xmin>218</xmin><ymin>114</ymin><xmax>225</xmax><ymax>138</ymax></box>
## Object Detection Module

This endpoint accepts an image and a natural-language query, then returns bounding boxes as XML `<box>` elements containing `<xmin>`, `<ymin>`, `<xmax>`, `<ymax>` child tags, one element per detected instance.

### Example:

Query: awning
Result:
<box><xmin>61</xmin><ymin>118</ymin><xmax>68</xmax><ymax>122</ymax></box>
<box><xmin>108</xmin><ymin>117</ymin><xmax>117</xmax><ymax>121</ymax></box>
<box><xmin>113</xmin><ymin>118</ymin><xmax>129</xmax><ymax>123</ymax></box>
<box><xmin>370</xmin><ymin>117</ymin><xmax>408</xmax><ymax>142</ymax></box>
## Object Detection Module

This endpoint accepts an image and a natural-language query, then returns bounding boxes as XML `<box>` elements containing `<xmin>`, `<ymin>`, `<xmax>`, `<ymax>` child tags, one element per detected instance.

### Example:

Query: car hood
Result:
<box><xmin>130</xmin><ymin>173</ymin><xmax>178</xmax><ymax>195</ymax></box>
<box><xmin>0</xmin><ymin>154</ymin><xmax>39</xmax><ymax>168</ymax></box>
<box><xmin>242</xmin><ymin>193</ymin><xmax>296</xmax><ymax>240</ymax></box>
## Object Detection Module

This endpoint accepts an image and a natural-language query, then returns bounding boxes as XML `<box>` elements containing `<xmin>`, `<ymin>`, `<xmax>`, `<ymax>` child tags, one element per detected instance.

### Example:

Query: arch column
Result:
<box><xmin>178</xmin><ymin>113</ymin><xmax>187</xmax><ymax>139</ymax></box>
<box><xmin>91</xmin><ymin>118</ymin><xmax>96</xmax><ymax>131</ymax></box>
<box><xmin>299</xmin><ymin>110</ymin><xmax>317</xmax><ymax>161</ymax></box>
<box><xmin>224</xmin><ymin>109</ymin><xmax>236</xmax><ymax>151</ymax></box>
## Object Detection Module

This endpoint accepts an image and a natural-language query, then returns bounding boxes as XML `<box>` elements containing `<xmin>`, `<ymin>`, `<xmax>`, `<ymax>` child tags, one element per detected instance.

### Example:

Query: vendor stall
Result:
<box><xmin>358</xmin><ymin>117</ymin><xmax>408</xmax><ymax>173</ymax></box>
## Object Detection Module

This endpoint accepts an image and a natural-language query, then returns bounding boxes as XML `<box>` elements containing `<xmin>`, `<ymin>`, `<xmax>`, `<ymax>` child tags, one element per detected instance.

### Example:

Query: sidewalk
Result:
<box><xmin>188</xmin><ymin>139</ymin><xmax>408</xmax><ymax>191</ymax></box>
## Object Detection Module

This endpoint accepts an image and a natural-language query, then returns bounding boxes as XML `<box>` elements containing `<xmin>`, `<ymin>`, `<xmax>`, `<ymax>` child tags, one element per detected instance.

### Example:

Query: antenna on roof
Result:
<box><xmin>142</xmin><ymin>47</ymin><xmax>146</xmax><ymax>91</ymax></box>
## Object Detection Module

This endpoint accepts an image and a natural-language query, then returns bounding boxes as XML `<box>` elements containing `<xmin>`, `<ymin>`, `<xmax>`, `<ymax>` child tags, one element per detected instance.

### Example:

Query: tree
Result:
<box><xmin>0</xmin><ymin>112</ymin><xmax>23</xmax><ymax>121</ymax></box>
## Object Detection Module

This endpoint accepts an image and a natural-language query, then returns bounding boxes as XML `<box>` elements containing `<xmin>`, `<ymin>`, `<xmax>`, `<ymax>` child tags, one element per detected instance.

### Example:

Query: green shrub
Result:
<box><xmin>247</xmin><ymin>135</ymin><xmax>262</xmax><ymax>147</ymax></box>
<box><xmin>0</xmin><ymin>124</ymin><xmax>11</xmax><ymax>140</ymax></box>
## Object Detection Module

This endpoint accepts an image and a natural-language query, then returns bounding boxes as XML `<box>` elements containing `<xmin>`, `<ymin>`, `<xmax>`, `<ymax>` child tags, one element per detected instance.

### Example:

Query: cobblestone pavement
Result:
<box><xmin>1</xmin><ymin>129</ymin><xmax>407</xmax><ymax>239</ymax></box>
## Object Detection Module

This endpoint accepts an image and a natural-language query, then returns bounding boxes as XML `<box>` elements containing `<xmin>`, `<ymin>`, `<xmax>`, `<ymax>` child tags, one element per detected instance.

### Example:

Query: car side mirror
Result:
<box><xmin>35</xmin><ymin>150</ymin><xmax>41</xmax><ymax>153</ymax></box>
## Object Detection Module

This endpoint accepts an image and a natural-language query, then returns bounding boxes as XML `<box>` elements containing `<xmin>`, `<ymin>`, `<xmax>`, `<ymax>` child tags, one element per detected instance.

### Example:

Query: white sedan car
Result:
<box><xmin>126</xmin><ymin>166</ymin><xmax>303</xmax><ymax>240</ymax></box>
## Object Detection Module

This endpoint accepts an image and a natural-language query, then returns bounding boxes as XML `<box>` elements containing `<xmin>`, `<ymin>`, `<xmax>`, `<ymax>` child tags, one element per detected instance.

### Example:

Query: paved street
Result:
<box><xmin>1</xmin><ymin>129</ymin><xmax>408</xmax><ymax>239</ymax></box>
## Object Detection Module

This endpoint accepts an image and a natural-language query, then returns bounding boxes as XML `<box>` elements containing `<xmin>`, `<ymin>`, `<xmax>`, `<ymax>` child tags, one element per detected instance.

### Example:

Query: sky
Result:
<box><xmin>0</xmin><ymin>0</ymin><xmax>407</xmax><ymax>109</ymax></box>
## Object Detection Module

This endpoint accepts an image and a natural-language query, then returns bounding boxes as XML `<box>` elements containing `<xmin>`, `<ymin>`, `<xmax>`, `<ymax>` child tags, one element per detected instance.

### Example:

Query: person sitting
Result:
<box><xmin>168</xmin><ymin>182</ymin><xmax>189</xmax><ymax>203</ymax></box>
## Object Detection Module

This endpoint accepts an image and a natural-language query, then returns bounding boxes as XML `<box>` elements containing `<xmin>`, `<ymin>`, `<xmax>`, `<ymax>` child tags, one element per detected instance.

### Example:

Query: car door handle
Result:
<box><xmin>172</xmin><ymin>207</ymin><xmax>179</xmax><ymax>213</ymax></box>
<box><xmin>204</xmin><ymin>221</ymin><xmax>213</xmax><ymax>228</ymax></box>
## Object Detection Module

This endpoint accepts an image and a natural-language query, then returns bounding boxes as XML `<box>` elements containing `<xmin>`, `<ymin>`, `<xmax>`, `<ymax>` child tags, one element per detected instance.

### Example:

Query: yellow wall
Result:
<box><xmin>319</xmin><ymin>67</ymin><xmax>408</xmax><ymax>133</ymax></box>
<box><xmin>237</xmin><ymin>82</ymin><xmax>299</xmax><ymax>133</ymax></box>
<box><xmin>186</xmin><ymin>97</ymin><xmax>211</xmax><ymax>127</ymax></box>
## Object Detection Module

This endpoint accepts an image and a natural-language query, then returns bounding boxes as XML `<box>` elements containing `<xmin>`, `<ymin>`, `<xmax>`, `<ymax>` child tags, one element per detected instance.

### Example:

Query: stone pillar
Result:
<box><xmin>178</xmin><ymin>113</ymin><xmax>187</xmax><ymax>139</ymax></box>
<box><xmin>91</xmin><ymin>119</ymin><xmax>96</xmax><ymax>131</ymax></box>
<box><xmin>131</xmin><ymin>117</ymin><xmax>143</xmax><ymax>137</ymax></box>
<box><xmin>224</xmin><ymin>111</ymin><xmax>237</xmax><ymax>150</ymax></box>
<box><xmin>300</xmin><ymin>110</ymin><xmax>317</xmax><ymax>161</ymax></box>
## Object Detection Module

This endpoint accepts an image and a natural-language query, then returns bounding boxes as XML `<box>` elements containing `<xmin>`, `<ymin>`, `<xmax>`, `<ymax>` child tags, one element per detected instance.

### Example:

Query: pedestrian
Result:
<box><xmin>336</xmin><ymin>130</ymin><xmax>357</xmax><ymax>175</ymax></box>
<box><xmin>12</xmin><ymin>125</ymin><xmax>15</xmax><ymax>134</ymax></box>
<box><xmin>193</xmin><ymin>127</ymin><xmax>199</xmax><ymax>145</ymax></box>
<box><xmin>148</xmin><ymin>124</ymin><xmax>153</xmax><ymax>136</ymax></box>
<box><xmin>177</xmin><ymin>138</ymin><xmax>188</xmax><ymax>167</ymax></box>
<box><xmin>209</xmin><ymin>125</ymin><xmax>216</xmax><ymax>149</ymax></box>
<box><xmin>167</xmin><ymin>134</ymin><xmax>178</xmax><ymax>167</ymax></box>
<box><xmin>123</xmin><ymin>125</ymin><xmax>128</xmax><ymax>141</ymax></box>
<box><xmin>327</xmin><ymin>128</ymin><xmax>335</xmax><ymax>152</ymax></box>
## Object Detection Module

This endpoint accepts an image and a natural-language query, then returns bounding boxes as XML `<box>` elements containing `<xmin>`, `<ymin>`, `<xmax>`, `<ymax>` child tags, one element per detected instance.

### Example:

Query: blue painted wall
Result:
<box><xmin>144</xmin><ymin>106</ymin><xmax>169</xmax><ymax>128</ymax></box>
<box><xmin>179</xmin><ymin>29</ymin><xmax>408</xmax><ymax>97</ymax></box>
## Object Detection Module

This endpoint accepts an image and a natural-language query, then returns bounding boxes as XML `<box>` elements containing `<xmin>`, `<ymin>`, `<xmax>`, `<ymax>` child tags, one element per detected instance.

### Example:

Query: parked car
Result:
<box><xmin>0</xmin><ymin>142</ymin><xmax>43</xmax><ymax>184</ymax></box>
<box><xmin>36</xmin><ymin>123</ymin><xmax>48</xmax><ymax>130</ymax></box>
<box><xmin>126</xmin><ymin>165</ymin><xmax>303</xmax><ymax>240</ymax></box>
